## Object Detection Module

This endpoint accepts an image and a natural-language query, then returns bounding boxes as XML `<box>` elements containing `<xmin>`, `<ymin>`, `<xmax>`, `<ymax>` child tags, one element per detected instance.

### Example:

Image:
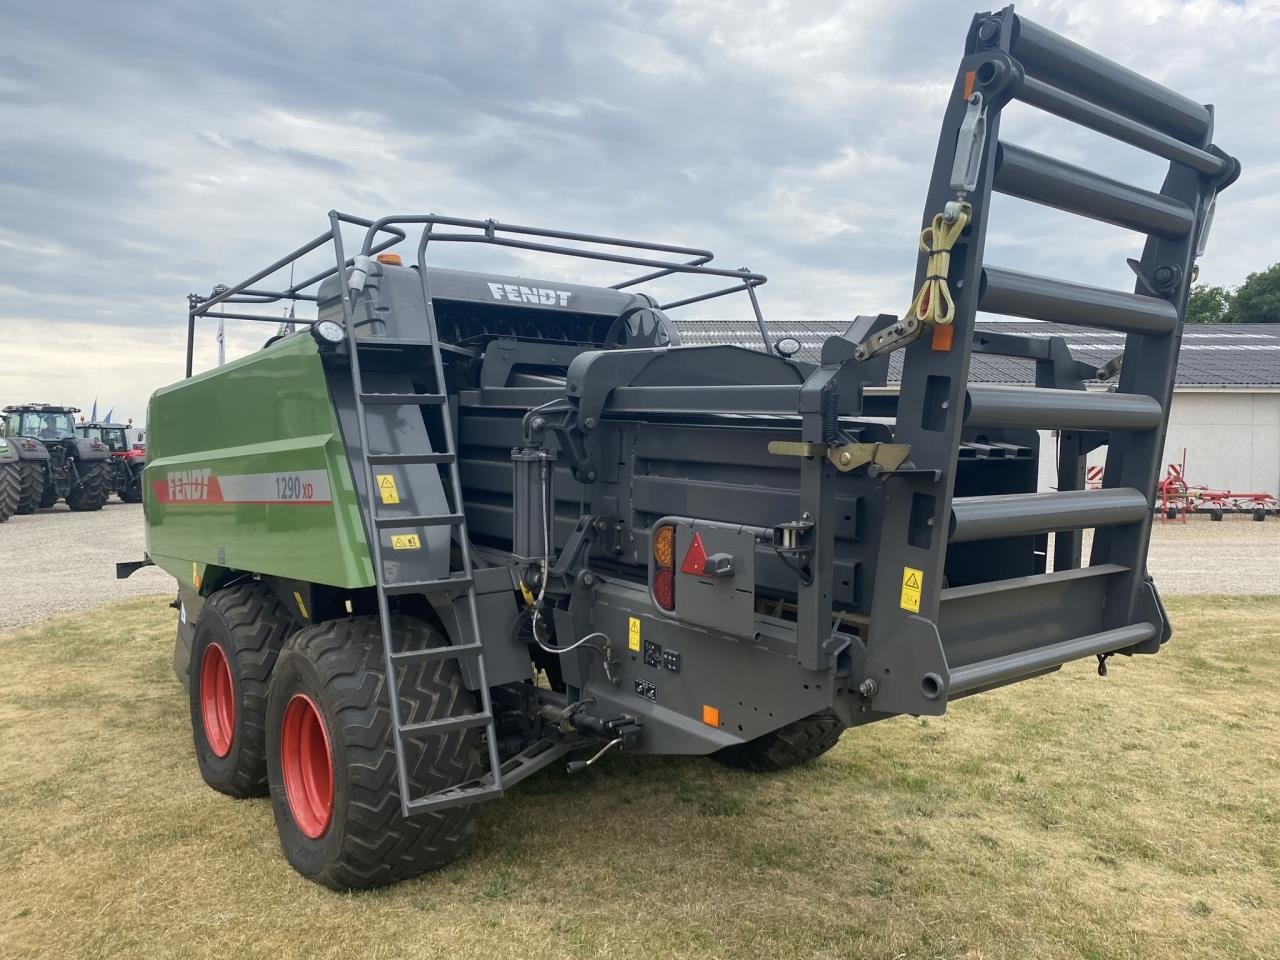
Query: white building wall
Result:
<box><xmin>1035</xmin><ymin>390</ymin><xmax>1280</xmax><ymax>495</ymax></box>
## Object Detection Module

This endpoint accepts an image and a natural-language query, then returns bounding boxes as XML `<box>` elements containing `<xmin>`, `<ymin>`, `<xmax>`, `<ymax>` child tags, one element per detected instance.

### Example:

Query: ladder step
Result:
<box><xmin>948</xmin><ymin>622</ymin><xmax>1157</xmax><ymax>694</ymax></box>
<box><xmin>994</xmin><ymin>141</ymin><xmax>1194</xmax><ymax>238</ymax></box>
<box><xmin>1015</xmin><ymin>75</ymin><xmax>1227</xmax><ymax>176</ymax></box>
<box><xmin>383</xmin><ymin>575</ymin><xmax>474</xmax><ymax>597</ymax></box>
<box><xmin>356</xmin><ymin>337</ymin><xmax>434</xmax><ymax>349</ymax></box>
<box><xmin>399</xmin><ymin>712</ymin><xmax>492</xmax><ymax>736</ymax></box>
<box><xmin>1010</xmin><ymin>14</ymin><xmax>1211</xmax><ymax>145</ymax></box>
<box><xmin>390</xmin><ymin>642</ymin><xmax>483</xmax><ymax>663</ymax></box>
<box><xmin>374</xmin><ymin>513</ymin><xmax>464</xmax><ymax>529</ymax></box>
<box><xmin>359</xmin><ymin>392</ymin><xmax>446</xmax><ymax>405</ymax></box>
<box><xmin>405</xmin><ymin>783</ymin><xmax>505</xmax><ymax>813</ymax></box>
<box><xmin>367</xmin><ymin>452</ymin><xmax>455</xmax><ymax>465</ymax></box>
<box><xmin>979</xmin><ymin>265</ymin><xmax>1178</xmax><ymax>335</ymax></box>
<box><xmin>965</xmin><ymin>384</ymin><xmax>1163</xmax><ymax>431</ymax></box>
<box><xmin>950</xmin><ymin>488</ymin><xmax>1149</xmax><ymax>543</ymax></box>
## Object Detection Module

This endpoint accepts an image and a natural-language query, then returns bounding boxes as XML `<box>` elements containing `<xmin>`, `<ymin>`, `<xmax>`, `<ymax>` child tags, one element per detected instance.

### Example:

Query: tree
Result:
<box><xmin>1228</xmin><ymin>263</ymin><xmax>1280</xmax><ymax>324</ymax></box>
<box><xmin>1185</xmin><ymin>283</ymin><xmax>1231</xmax><ymax>324</ymax></box>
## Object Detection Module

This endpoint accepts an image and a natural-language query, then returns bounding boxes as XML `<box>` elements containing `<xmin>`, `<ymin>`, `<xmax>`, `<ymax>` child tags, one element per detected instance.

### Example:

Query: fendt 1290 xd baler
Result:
<box><xmin>122</xmin><ymin>7</ymin><xmax>1239</xmax><ymax>889</ymax></box>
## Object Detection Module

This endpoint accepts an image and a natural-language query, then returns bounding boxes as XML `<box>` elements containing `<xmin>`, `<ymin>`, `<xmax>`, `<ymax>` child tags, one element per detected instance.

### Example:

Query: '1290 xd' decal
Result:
<box><xmin>151</xmin><ymin>469</ymin><xmax>333</xmax><ymax>505</ymax></box>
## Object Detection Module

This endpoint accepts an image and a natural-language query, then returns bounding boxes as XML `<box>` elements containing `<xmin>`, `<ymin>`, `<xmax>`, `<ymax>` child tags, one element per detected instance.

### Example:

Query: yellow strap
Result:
<box><xmin>906</xmin><ymin>204</ymin><xmax>970</xmax><ymax>326</ymax></box>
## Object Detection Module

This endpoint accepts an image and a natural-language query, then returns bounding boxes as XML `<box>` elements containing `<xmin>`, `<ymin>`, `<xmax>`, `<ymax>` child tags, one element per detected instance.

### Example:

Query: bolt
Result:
<box><xmin>891</xmin><ymin>324</ymin><xmax>905</xmax><ymax>335</ymax></box>
<box><xmin>531</xmin><ymin>416</ymin><xmax>547</xmax><ymax>431</ymax></box>
<box><xmin>586</xmin><ymin>471</ymin><xmax>597</xmax><ymax>481</ymax></box>
<box><xmin>838</xmin><ymin>451</ymin><xmax>852</xmax><ymax>466</ymax></box>
<box><xmin>584</xmin><ymin>417</ymin><xmax>596</xmax><ymax>428</ymax></box>
<box><xmin>594</xmin><ymin>518</ymin><xmax>608</xmax><ymax>531</ymax></box>
<box><xmin>858</xmin><ymin>678</ymin><xmax>879</xmax><ymax>698</ymax></box>
<box><xmin>977</xmin><ymin>19</ymin><xmax>999</xmax><ymax>43</ymax></box>
<box><xmin>580</xmin><ymin>571</ymin><xmax>596</xmax><ymax>587</ymax></box>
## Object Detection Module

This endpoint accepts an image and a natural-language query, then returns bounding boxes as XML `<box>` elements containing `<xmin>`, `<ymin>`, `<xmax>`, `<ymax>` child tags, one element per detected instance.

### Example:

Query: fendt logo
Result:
<box><xmin>486</xmin><ymin>282</ymin><xmax>572</xmax><ymax>307</ymax></box>
<box><xmin>168</xmin><ymin>468</ymin><xmax>212</xmax><ymax>501</ymax></box>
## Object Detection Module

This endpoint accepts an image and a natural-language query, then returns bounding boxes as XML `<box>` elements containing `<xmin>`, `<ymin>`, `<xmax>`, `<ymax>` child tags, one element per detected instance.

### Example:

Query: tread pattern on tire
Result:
<box><xmin>713</xmin><ymin>710</ymin><xmax>845</xmax><ymax>773</ymax></box>
<box><xmin>67</xmin><ymin>459</ymin><xmax>110</xmax><ymax>512</ymax></box>
<box><xmin>0</xmin><ymin>463</ymin><xmax>19</xmax><ymax>521</ymax></box>
<box><xmin>15</xmin><ymin>462</ymin><xmax>43</xmax><ymax>514</ymax></box>
<box><xmin>272</xmin><ymin>617</ymin><xmax>482</xmax><ymax>890</ymax></box>
<box><xmin>193</xmin><ymin>582</ymin><xmax>295</xmax><ymax>797</ymax></box>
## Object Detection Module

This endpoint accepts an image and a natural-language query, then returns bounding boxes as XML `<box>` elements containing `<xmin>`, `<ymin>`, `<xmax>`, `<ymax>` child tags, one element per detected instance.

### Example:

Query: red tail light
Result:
<box><xmin>653</xmin><ymin>568</ymin><xmax>675</xmax><ymax>611</ymax></box>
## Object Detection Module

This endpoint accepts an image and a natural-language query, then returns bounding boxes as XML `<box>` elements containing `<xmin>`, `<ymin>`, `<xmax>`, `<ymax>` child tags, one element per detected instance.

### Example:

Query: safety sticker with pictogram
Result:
<box><xmin>900</xmin><ymin>566</ymin><xmax>923</xmax><ymax>613</ymax></box>
<box><xmin>376</xmin><ymin>474</ymin><xmax>400</xmax><ymax>505</ymax></box>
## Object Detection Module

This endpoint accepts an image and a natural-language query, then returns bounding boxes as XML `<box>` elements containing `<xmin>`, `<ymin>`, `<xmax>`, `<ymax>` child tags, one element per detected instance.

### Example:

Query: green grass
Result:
<box><xmin>1</xmin><ymin>596</ymin><xmax>1278</xmax><ymax>959</ymax></box>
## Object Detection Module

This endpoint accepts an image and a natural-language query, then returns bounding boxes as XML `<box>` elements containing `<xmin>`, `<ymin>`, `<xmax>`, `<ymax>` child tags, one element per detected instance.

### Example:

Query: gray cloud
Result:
<box><xmin>0</xmin><ymin>0</ymin><xmax>1275</xmax><ymax>420</ymax></box>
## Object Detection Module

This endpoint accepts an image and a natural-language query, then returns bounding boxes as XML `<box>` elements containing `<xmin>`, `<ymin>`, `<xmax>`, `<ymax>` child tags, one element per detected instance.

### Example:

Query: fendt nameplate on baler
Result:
<box><xmin>133</xmin><ymin>5</ymin><xmax>1238</xmax><ymax>889</ymax></box>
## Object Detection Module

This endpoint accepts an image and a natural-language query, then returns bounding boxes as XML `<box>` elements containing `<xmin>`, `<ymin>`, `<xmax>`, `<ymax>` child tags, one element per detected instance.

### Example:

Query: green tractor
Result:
<box><xmin>0</xmin><ymin>403</ymin><xmax>112</xmax><ymax>513</ymax></box>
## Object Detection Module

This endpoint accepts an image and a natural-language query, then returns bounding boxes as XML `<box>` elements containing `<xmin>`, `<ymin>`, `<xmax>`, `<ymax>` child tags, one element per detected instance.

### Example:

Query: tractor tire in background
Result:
<box><xmin>0</xmin><ymin>463</ymin><xmax>19</xmax><ymax>521</ymax></box>
<box><xmin>16</xmin><ymin>462</ymin><xmax>43</xmax><ymax>515</ymax></box>
<box><xmin>66</xmin><ymin>460</ymin><xmax>110</xmax><ymax>512</ymax></box>
<box><xmin>189</xmin><ymin>583</ymin><xmax>296</xmax><ymax>797</ymax></box>
<box><xmin>265</xmin><ymin>616</ymin><xmax>483</xmax><ymax>890</ymax></box>
<box><xmin>714</xmin><ymin>710</ymin><xmax>845</xmax><ymax>773</ymax></box>
<box><xmin>120</xmin><ymin>464</ymin><xmax>145</xmax><ymax>503</ymax></box>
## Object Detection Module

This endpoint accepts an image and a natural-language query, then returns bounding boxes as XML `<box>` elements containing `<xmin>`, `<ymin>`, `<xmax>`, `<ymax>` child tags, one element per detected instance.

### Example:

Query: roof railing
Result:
<box><xmin>185</xmin><ymin>211</ymin><xmax>769</xmax><ymax>377</ymax></box>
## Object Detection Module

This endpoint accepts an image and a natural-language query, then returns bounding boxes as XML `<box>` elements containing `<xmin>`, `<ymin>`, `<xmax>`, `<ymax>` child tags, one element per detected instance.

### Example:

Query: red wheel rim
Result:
<box><xmin>199</xmin><ymin>643</ymin><xmax>235</xmax><ymax>758</ymax></box>
<box><xmin>281</xmin><ymin>694</ymin><xmax>334</xmax><ymax>839</ymax></box>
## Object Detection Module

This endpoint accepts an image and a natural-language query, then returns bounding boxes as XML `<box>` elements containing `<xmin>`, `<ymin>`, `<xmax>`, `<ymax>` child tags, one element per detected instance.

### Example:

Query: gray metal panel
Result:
<box><xmin>672</xmin><ymin>521</ymin><xmax>756</xmax><ymax>638</ymax></box>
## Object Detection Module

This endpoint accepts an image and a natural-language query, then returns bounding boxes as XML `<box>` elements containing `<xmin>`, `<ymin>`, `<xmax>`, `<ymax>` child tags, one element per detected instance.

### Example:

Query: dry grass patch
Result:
<box><xmin>1</xmin><ymin>595</ymin><xmax>1278</xmax><ymax>959</ymax></box>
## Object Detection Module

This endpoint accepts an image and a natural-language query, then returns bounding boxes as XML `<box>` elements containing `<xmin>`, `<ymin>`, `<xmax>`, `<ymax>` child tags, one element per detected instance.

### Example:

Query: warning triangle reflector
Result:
<box><xmin>680</xmin><ymin>532</ymin><xmax>709</xmax><ymax>576</ymax></box>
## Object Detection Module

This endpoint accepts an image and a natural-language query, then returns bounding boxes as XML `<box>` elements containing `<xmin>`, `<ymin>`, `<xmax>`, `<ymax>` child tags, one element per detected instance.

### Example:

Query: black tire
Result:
<box><xmin>0</xmin><ymin>463</ymin><xmax>19</xmax><ymax>521</ymax></box>
<box><xmin>266</xmin><ymin>616</ymin><xmax>483</xmax><ymax>890</ymax></box>
<box><xmin>1253</xmin><ymin>508</ymin><xmax>1267</xmax><ymax>522</ymax></box>
<box><xmin>120</xmin><ymin>463</ymin><xmax>144</xmax><ymax>503</ymax></box>
<box><xmin>1210</xmin><ymin>508</ymin><xmax>1224</xmax><ymax>522</ymax></box>
<box><xmin>67</xmin><ymin>459</ymin><xmax>110</xmax><ymax>511</ymax></box>
<box><xmin>1165</xmin><ymin>508</ymin><xmax>1178</xmax><ymax>520</ymax></box>
<box><xmin>713</xmin><ymin>710</ymin><xmax>845</xmax><ymax>773</ymax></box>
<box><xmin>14</xmin><ymin>462</ymin><xmax>42</xmax><ymax>515</ymax></box>
<box><xmin>189</xmin><ymin>583</ymin><xmax>295</xmax><ymax>797</ymax></box>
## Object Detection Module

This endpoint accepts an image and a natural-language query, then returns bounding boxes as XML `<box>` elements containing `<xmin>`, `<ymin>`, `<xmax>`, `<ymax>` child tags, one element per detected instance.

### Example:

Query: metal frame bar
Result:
<box><xmin>183</xmin><ymin>212</ymin><xmax>771</xmax><ymax>377</ymax></box>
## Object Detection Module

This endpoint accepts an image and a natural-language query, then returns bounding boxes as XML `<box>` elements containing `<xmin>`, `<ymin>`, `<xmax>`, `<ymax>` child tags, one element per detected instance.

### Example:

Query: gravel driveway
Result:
<box><xmin>1</xmin><ymin>502</ymin><xmax>1276</xmax><ymax>633</ymax></box>
<box><xmin>1</xmin><ymin>501</ymin><xmax>172</xmax><ymax>631</ymax></box>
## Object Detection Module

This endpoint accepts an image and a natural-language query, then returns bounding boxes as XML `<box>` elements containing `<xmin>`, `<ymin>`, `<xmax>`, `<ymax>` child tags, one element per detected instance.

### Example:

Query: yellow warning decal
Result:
<box><xmin>192</xmin><ymin>561</ymin><xmax>202</xmax><ymax>590</ymax></box>
<box><xmin>900</xmin><ymin>566</ymin><xmax>923</xmax><ymax>613</ymax></box>
<box><xmin>376</xmin><ymin>474</ymin><xmax>400</xmax><ymax>505</ymax></box>
<box><xmin>628</xmin><ymin>616</ymin><xmax>641</xmax><ymax>652</ymax></box>
<box><xmin>293</xmin><ymin>591</ymin><xmax>309</xmax><ymax>620</ymax></box>
<box><xmin>390</xmin><ymin>534</ymin><xmax>421</xmax><ymax>550</ymax></box>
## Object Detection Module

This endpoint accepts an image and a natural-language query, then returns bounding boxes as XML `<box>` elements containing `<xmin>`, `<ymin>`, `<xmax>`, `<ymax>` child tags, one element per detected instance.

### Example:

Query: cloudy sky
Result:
<box><xmin>1</xmin><ymin>0</ymin><xmax>1275</xmax><ymax>422</ymax></box>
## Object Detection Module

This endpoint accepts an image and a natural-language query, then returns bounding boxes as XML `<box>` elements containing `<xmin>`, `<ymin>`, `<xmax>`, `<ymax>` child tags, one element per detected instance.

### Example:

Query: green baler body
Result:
<box><xmin>144</xmin><ymin>334</ymin><xmax>373</xmax><ymax>592</ymax></box>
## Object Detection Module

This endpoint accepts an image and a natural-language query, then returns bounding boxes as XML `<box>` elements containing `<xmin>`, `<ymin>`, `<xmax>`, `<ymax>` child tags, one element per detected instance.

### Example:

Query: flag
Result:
<box><xmin>216</xmin><ymin>316</ymin><xmax>226</xmax><ymax>366</ymax></box>
<box><xmin>104</xmin><ymin>408</ymin><xmax>114</xmax><ymax>423</ymax></box>
<box><xmin>90</xmin><ymin>398</ymin><xmax>98</xmax><ymax>421</ymax></box>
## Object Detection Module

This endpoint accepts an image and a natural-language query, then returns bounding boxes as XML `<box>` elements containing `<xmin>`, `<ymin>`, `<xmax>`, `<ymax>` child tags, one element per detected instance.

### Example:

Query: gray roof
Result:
<box><xmin>672</xmin><ymin>320</ymin><xmax>1280</xmax><ymax>388</ymax></box>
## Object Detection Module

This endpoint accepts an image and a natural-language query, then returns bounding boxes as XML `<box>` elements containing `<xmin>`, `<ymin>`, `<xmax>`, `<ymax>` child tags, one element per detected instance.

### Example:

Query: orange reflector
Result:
<box><xmin>653</xmin><ymin>524</ymin><xmax>675</xmax><ymax>569</ymax></box>
<box><xmin>963</xmin><ymin>69</ymin><xmax>976</xmax><ymax>100</ymax></box>
<box><xmin>931</xmin><ymin>324</ymin><xmax>955</xmax><ymax>352</ymax></box>
<box><xmin>376</xmin><ymin>253</ymin><xmax>403</xmax><ymax>266</ymax></box>
<box><xmin>702</xmin><ymin>705</ymin><xmax>720</xmax><ymax>727</ymax></box>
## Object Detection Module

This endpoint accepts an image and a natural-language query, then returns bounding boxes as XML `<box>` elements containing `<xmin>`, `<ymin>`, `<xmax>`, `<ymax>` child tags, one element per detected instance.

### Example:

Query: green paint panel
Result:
<box><xmin>144</xmin><ymin>334</ymin><xmax>373</xmax><ymax>589</ymax></box>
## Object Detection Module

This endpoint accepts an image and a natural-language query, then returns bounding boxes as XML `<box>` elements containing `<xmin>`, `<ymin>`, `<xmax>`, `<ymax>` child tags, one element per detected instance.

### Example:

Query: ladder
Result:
<box><xmin>856</xmin><ymin>6</ymin><xmax>1238</xmax><ymax>716</ymax></box>
<box><xmin>330</xmin><ymin>225</ymin><xmax>505</xmax><ymax>816</ymax></box>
